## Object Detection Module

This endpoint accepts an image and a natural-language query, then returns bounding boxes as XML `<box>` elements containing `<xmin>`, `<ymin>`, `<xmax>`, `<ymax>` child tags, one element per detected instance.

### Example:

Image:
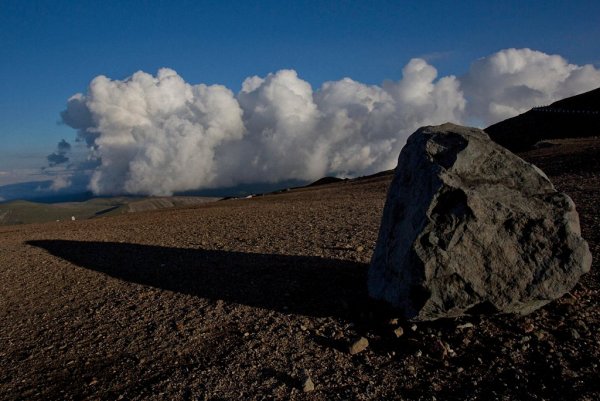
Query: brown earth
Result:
<box><xmin>0</xmin><ymin>139</ymin><xmax>598</xmax><ymax>401</ymax></box>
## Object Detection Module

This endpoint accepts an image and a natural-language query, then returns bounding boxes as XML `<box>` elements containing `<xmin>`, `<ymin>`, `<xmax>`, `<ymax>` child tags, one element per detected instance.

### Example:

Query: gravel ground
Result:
<box><xmin>0</xmin><ymin>139</ymin><xmax>598</xmax><ymax>401</ymax></box>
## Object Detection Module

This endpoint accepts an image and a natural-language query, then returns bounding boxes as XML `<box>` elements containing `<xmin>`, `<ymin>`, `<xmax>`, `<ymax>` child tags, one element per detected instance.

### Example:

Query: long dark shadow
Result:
<box><xmin>27</xmin><ymin>240</ymin><xmax>370</xmax><ymax>319</ymax></box>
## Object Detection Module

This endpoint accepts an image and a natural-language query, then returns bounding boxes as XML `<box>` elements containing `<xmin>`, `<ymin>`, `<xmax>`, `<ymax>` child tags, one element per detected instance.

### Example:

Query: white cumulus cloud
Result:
<box><xmin>62</xmin><ymin>68</ymin><xmax>245</xmax><ymax>195</ymax></box>
<box><xmin>59</xmin><ymin>48</ymin><xmax>599</xmax><ymax>196</ymax></box>
<box><xmin>461</xmin><ymin>48</ymin><xmax>600</xmax><ymax>124</ymax></box>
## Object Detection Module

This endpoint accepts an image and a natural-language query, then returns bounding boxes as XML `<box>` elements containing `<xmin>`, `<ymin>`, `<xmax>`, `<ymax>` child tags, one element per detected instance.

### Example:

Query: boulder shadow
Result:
<box><xmin>27</xmin><ymin>240</ymin><xmax>370</xmax><ymax>319</ymax></box>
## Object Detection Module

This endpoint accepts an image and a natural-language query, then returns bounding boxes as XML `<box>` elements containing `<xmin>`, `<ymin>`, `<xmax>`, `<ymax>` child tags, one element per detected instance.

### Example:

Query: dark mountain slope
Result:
<box><xmin>485</xmin><ymin>87</ymin><xmax>600</xmax><ymax>152</ymax></box>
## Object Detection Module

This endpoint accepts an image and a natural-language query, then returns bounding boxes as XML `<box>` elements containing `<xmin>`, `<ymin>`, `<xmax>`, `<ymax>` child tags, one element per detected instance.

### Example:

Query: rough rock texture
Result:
<box><xmin>368</xmin><ymin>123</ymin><xmax>592</xmax><ymax>321</ymax></box>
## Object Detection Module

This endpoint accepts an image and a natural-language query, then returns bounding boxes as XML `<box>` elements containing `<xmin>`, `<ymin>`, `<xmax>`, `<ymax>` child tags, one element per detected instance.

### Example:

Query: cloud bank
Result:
<box><xmin>461</xmin><ymin>48</ymin><xmax>600</xmax><ymax>123</ymax></box>
<box><xmin>59</xmin><ymin>48</ymin><xmax>600</xmax><ymax>196</ymax></box>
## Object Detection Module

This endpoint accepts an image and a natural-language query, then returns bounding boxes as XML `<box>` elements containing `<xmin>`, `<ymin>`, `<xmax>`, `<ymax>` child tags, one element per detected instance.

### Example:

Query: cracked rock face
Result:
<box><xmin>368</xmin><ymin>123</ymin><xmax>592</xmax><ymax>321</ymax></box>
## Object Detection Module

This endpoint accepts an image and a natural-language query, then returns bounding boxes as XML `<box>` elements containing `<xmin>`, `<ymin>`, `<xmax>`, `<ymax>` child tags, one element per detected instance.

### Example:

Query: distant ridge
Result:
<box><xmin>485</xmin><ymin>87</ymin><xmax>600</xmax><ymax>152</ymax></box>
<box><xmin>307</xmin><ymin>176</ymin><xmax>345</xmax><ymax>187</ymax></box>
<box><xmin>0</xmin><ymin>196</ymin><xmax>218</xmax><ymax>226</ymax></box>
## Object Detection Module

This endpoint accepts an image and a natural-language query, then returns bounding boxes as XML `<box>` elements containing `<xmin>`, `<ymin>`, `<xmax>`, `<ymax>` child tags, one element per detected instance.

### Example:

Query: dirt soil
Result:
<box><xmin>1</xmin><ymin>138</ymin><xmax>598</xmax><ymax>401</ymax></box>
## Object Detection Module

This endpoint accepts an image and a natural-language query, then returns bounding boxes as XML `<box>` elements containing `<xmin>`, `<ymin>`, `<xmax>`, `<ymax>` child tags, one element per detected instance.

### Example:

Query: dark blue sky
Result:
<box><xmin>1</xmin><ymin>0</ymin><xmax>599</xmax><ymax>174</ymax></box>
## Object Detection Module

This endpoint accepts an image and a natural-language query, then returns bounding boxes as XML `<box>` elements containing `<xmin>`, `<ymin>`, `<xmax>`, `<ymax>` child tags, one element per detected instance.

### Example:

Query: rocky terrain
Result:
<box><xmin>0</xmin><ymin>137</ymin><xmax>598</xmax><ymax>400</ymax></box>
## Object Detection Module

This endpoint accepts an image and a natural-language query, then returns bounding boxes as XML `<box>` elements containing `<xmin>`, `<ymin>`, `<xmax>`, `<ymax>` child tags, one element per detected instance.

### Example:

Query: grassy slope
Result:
<box><xmin>0</xmin><ymin>199</ymin><xmax>129</xmax><ymax>226</ymax></box>
<box><xmin>0</xmin><ymin>196</ymin><xmax>219</xmax><ymax>226</ymax></box>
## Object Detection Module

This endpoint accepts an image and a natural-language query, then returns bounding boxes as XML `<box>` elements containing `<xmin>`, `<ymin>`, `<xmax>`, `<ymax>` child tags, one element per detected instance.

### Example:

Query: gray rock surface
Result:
<box><xmin>368</xmin><ymin>123</ymin><xmax>592</xmax><ymax>321</ymax></box>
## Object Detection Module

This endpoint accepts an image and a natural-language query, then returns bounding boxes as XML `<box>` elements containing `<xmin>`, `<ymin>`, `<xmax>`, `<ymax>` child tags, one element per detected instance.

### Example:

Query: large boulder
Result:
<box><xmin>368</xmin><ymin>123</ymin><xmax>592</xmax><ymax>321</ymax></box>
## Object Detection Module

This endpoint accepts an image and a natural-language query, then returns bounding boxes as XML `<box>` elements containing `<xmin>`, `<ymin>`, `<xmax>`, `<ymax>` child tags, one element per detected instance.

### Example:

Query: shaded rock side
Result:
<box><xmin>368</xmin><ymin>123</ymin><xmax>592</xmax><ymax>321</ymax></box>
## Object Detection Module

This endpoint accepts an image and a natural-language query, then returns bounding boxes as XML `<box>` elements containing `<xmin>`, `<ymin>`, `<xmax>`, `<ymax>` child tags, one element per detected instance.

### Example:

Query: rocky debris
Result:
<box><xmin>431</xmin><ymin>339</ymin><xmax>451</xmax><ymax>359</ymax></box>
<box><xmin>522</xmin><ymin>321</ymin><xmax>535</xmax><ymax>333</ymax></box>
<box><xmin>301</xmin><ymin>376</ymin><xmax>315</xmax><ymax>392</ymax></box>
<box><xmin>569</xmin><ymin>328</ymin><xmax>581</xmax><ymax>340</ymax></box>
<box><xmin>392</xmin><ymin>327</ymin><xmax>404</xmax><ymax>338</ymax></box>
<box><xmin>348</xmin><ymin>337</ymin><xmax>369</xmax><ymax>355</ymax></box>
<box><xmin>369</xmin><ymin>123</ymin><xmax>592</xmax><ymax>321</ymax></box>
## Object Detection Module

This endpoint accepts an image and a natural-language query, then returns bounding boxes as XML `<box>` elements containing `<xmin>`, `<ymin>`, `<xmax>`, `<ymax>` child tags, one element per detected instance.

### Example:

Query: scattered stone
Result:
<box><xmin>302</xmin><ymin>376</ymin><xmax>315</xmax><ymax>392</ymax></box>
<box><xmin>349</xmin><ymin>337</ymin><xmax>369</xmax><ymax>355</ymax></box>
<box><xmin>445</xmin><ymin>342</ymin><xmax>456</xmax><ymax>357</ymax></box>
<box><xmin>393</xmin><ymin>327</ymin><xmax>404</xmax><ymax>338</ymax></box>
<box><xmin>575</xmin><ymin>320</ymin><xmax>590</xmax><ymax>334</ymax></box>
<box><xmin>456</xmin><ymin>322</ymin><xmax>474</xmax><ymax>330</ymax></box>
<box><xmin>411</xmin><ymin>324</ymin><xmax>418</xmax><ymax>332</ymax></box>
<box><xmin>368</xmin><ymin>123</ymin><xmax>592</xmax><ymax>321</ymax></box>
<box><xmin>356</xmin><ymin>245</ymin><xmax>365</xmax><ymax>252</ymax></box>
<box><xmin>431</xmin><ymin>339</ymin><xmax>456</xmax><ymax>359</ymax></box>
<box><xmin>432</xmin><ymin>339</ymin><xmax>448</xmax><ymax>359</ymax></box>
<box><xmin>569</xmin><ymin>328</ymin><xmax>581</xmax><ymax>340</ymax></box>
<box><xmin>388</xmin><ymin>318</ymin><xmax>400</xmax><ymax>325</ymax></box>
<box><xmin>522</xmin><ymin>321</ymin><xmax>535</xmax><ymax>333</ymax></box>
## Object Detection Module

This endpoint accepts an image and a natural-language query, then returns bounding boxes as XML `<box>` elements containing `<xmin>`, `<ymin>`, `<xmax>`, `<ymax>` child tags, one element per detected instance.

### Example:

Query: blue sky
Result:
<box><xmin>0</xmin><ymin>0</ymin><xmax>599</xmax><ymax>192</ymax></box>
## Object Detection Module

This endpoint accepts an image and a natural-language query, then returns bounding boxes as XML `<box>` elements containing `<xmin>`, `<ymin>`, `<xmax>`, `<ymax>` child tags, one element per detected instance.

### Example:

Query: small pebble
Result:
<box><xmin>575</xmin><ymin>320</ymin><xmax>590</xmax><ymax>334</ymax></box>
<box><xmin>393</xmin><ymin>327</ymin><xmax>404</xmax><ymax>338</ymax></box>
<box><xmin>302</xmin><ymin>377</ymin><xmax>315</xmax><ymax>392</ymax></box>
<box><xmin>349</xmin><ymin>337</ymin><xmax>369</xmax><ymax>355</ymax></box>
<box><xmin>570</xmin><ymin>329</ymin><xmax>581</xmax><ymax>340</ymax></box>
<box><xmin>522</xmin><ymin>322</ymin><xmax>535</xmax><ymax>333</ymax></box>
<box><xmin>456</xmin><ymin>322</ymin><xmax>474</xmax><ymax>330</ymax></box>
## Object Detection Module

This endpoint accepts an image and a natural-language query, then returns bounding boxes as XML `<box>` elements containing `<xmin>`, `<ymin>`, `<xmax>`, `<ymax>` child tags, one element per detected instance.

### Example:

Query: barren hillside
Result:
<box><xmin>0</xmin><ymin>139</ymin><xmax>598</xmax><ymax>400</ymax></box>
<box><xmin>485</xmin><ymin>87</ymin><xmax>600</xmax><ymax>152</ymax></box>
